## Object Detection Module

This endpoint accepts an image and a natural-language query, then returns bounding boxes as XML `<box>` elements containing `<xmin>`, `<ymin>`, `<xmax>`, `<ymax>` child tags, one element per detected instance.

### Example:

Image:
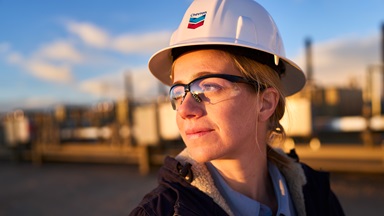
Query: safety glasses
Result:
<box><xmin>169</xmin><ymin>74</ymin><xmax>262</xmax><ymax>110</ymax></box>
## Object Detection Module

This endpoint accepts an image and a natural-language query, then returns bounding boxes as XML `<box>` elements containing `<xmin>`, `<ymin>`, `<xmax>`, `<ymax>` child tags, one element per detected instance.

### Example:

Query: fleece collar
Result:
<box><xmin>175</xmin><ymin>148</ymin><xmax>307</xmax><ymax>216</ymax></box>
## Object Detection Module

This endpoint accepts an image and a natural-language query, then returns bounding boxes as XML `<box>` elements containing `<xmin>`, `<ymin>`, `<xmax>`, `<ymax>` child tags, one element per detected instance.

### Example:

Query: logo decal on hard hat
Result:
<box><xmin>187</xmin><ymin>11</ymin><xmax>207</xmax><ymax>29</ymax></box>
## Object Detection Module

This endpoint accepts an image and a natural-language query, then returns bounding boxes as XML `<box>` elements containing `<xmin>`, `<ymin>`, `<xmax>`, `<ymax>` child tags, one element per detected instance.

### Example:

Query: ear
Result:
<box><xmin>258</xmin><ymin>87</ymin><xmax>279</xmax><ymax>122</ymax></box>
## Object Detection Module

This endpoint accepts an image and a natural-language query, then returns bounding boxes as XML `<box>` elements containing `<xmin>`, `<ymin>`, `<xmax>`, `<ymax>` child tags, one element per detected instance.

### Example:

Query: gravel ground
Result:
<box><xmin>1</xmin><ymin>161</ymin><xmax>383</xmax><ymax>216</ymax></box>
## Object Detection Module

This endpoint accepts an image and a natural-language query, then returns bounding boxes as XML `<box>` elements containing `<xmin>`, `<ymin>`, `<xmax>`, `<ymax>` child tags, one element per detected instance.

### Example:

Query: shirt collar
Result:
<box><xmin>206</xmin><ymin>161</ymin><xmax>296</xmax><ymax>216</ymax></box>
<box><xmin>268</xmin><ymin>162</ymin><xmax>296</xmax><ymax>216</ymax></box>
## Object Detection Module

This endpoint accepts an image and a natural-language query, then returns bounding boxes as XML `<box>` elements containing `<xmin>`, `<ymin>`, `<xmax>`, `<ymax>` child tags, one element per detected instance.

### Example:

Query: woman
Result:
<box><xmin>130</xmin><ymin>0</ymin><xmax>344</xmax><ymax>215</ymax></box>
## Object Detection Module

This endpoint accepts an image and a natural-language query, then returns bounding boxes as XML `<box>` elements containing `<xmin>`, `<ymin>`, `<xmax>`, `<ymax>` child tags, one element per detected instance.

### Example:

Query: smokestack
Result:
<box><xmin>305</xmin><ymin>37</ymin><xmax>313</xmax><ymax>83</ymax></box>
<box><xmin>381</xmin><ymin>23</ymin><xmax>384</xmax><ymax>103</ymax></box>
<box><xmin>382</xmin><ymin>23</ymin><xmax>384</xmax><ymax>69</ymax></box>
<box><xmin>124</xmin><ymin>71</ymin><xmax>133</xmax><ymax>100</ymax></box>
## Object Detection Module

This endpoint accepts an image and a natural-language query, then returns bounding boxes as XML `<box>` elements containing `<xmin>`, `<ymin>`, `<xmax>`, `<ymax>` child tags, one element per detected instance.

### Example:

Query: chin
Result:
<box><xmin>186</xmin><ymin>147</ymin><xmax>214</xmax><ymax>163</ymax></box>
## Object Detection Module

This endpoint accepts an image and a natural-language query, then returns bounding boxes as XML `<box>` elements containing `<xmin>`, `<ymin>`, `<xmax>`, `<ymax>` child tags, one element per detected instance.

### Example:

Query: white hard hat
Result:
<box><xmin>148</xmin><ymin>0</ymin><xmax>306</xmax><ymax>96</ymax></box>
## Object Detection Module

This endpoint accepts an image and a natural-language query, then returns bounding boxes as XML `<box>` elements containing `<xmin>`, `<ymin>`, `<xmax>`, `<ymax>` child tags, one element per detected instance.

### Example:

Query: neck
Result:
<box><xmin>210</xmin><ymin>154</ymin><xmax>277</xmax><ymax>211</ymax></box>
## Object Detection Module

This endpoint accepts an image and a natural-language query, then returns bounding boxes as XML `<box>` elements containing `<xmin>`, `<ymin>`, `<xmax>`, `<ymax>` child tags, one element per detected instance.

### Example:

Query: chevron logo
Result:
<box><xmin>187</xmin><ymin>12</ymin><xmax>207</xmax><ymax>29</ymax></box>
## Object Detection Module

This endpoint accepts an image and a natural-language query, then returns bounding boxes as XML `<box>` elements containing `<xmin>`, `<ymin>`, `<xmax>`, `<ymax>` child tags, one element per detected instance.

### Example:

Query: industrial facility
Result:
<box><xmin>1</xmin><ymin>25</ymin><xmax>384</xmax><ymax>174</ymax></box>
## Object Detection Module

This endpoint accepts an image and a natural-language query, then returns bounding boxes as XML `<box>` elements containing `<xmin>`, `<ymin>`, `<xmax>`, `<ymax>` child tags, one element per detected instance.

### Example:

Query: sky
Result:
<box><xmin>0</xmin><ymin>0</ymin><xmax>383</xmax><ymax>112</ymax></box>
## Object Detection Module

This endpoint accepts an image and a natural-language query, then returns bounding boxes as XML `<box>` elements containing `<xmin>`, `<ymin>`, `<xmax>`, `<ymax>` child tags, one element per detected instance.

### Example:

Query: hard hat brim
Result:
<box><xmin>148</xmin><ymin>41</ymin><xmax>306</xmax><ymax>96</ymax></box>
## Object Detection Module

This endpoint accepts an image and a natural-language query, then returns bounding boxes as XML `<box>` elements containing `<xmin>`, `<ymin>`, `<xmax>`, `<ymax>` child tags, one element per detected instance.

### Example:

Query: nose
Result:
<box><xmin>181</xmin><ymin>89</ymin><xmax>202</xmax><ymax>104</ymax></box>
<box><xmin>177</xmin><ymin>92</ymin><xmax>204</xmax><ymax>118</ymax></box>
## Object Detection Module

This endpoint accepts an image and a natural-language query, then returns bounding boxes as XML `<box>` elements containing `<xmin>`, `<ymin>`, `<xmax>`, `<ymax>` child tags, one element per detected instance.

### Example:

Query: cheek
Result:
<box><xmin>218</xmin><ymin>100</ymin><xmax>259</xmax><ymax>139</ymax></box>
<box><xmin>176</xmin><ymin>115</ymin><xmax>183</xmax><ymax>131</ymax></box>
<box><xmin>219</xmin><ymin>109</ymin><xmax>256</xmax><ymax>137</ymax></box>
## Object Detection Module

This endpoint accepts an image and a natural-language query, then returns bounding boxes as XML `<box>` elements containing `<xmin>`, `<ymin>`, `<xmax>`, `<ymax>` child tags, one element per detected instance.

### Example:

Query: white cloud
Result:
<box><xmin>34</xmin><ymin>40</ymin><xmax>84</xmax><ymax>63</ymax></box>
<box><xmin>78</xmin><ymin>67</ymin><xmax>161</xmax><ymax>100</ymax></box>
<box><xmin>66</xmin><ymin>21</ymin><xmax>110</xmax><ymax>48</ymax></box>
<box><xmin>131</xmin><ymin>67</ymin><xmax>165</xmax><ymax>97</ymax></box>
<box><xmin>1</xmin><ymin>42</ymin><xmax>75</xmax><ymax>84</ymax></box>
<box><xmin>0</xmin><ymin>21</ymin><xmax>175</xmax><ymax>112</ymax></box>
<box><xmin>1</xmin><ymin>20</ymin><xmax>173</xmax><ymax>106</ymax></box>
<box><xmin>27</xmin><ymin>61</ymin><xmax>73</xmax><ymax>83</ymax></box>
<box><xmin>111</xmin><ymin>31</ymin><xmax>171</xmax><ymax>54</ymax></box>
<box><xmin>65</xmin><ymin>20</ymin><xmax>171</xmax><ymax>55</ymax></box>
<box><xmin>293</xmin><ymin>33</ymin><xmax>380</xmax><ymax>88</ymax></box>
<box><xmin>79</xmin><ymin>71</ymin><xmax>125</xmax><ymax>99</ymax></box>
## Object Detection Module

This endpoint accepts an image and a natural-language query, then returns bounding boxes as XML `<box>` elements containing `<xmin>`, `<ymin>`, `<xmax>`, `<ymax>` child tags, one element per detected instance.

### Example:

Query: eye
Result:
<box><xmin>201</xmin><ymin>82</ymin><xmax>222</xmax><ymax>92</ymax></box>
<box><xmin>198</xmin><ymin>77</ymin><xmax>230</xmax><ymax>93</ymax></box>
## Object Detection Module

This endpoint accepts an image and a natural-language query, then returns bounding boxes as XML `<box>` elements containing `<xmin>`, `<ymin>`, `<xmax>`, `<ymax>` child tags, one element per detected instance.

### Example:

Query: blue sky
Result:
<box><xmin>0</xmin><ymin>0</ymin><xmax>383</xmax><ymax>112</ymax></box>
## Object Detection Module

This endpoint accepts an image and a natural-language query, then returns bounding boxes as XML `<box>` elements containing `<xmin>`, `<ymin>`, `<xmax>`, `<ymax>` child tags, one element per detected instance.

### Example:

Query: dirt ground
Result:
<box><xmin>1</xmin><ymin>161</ymin><xmax>383</xmax><ymax>216</ymax></box>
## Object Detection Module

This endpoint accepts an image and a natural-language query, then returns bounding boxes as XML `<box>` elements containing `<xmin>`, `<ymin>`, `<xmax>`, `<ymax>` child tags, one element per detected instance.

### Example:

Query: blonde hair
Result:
<box><xmin>225</xmin><ymin>52</ymin><xmax>292</xmax><ymax>166</ymax></box>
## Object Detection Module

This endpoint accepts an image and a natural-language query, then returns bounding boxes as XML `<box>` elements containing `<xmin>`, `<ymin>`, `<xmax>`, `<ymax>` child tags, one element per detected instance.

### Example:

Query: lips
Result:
<box><xmin>185</xmin><ymin>127</ymin><xmax>214</xmax><ymax>139</ymax></box>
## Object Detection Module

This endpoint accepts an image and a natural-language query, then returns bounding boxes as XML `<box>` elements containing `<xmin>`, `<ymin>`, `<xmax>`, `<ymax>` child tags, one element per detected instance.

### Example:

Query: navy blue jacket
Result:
<box><xmin>130</xmin><ymin>151</ymin><xmax>344</xmax><ymax>216</ymax></box>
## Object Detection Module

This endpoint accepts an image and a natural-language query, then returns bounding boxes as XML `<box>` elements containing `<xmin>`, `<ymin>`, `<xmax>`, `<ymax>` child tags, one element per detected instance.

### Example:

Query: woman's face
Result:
<box><xmin>172</xmin><ymin>49</ymin><xmax>262</xmax><ymax>163</ymax></box>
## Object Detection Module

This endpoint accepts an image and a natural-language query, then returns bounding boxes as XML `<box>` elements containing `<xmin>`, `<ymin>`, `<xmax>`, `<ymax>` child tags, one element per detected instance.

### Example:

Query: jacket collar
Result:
<box><xmin>175</xmin><ymin>148</ymin><xmax>307</xmax><ymax>216</ymax></box>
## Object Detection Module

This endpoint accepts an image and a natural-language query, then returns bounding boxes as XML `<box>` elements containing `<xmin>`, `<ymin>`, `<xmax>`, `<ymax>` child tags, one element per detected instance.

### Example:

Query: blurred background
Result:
<box><xmin>1</xmin><ymin>0</ymin><xmax>384</xmax><ymax>215</ymax></box>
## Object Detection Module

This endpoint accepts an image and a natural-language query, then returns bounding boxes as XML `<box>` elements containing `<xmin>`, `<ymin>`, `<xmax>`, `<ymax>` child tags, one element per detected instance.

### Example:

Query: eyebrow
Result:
<box><xmin>172</xmin><ymin>71</ymin><xmax>215</xmax><ymax>85</ymax></box>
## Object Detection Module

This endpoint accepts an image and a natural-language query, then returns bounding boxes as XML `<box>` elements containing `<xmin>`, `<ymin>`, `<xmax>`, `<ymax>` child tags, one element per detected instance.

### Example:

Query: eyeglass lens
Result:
<box><xmin>170</xmin><ymin>76</ymin><xmax>242</xmax><ymax>110</ymax></box>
